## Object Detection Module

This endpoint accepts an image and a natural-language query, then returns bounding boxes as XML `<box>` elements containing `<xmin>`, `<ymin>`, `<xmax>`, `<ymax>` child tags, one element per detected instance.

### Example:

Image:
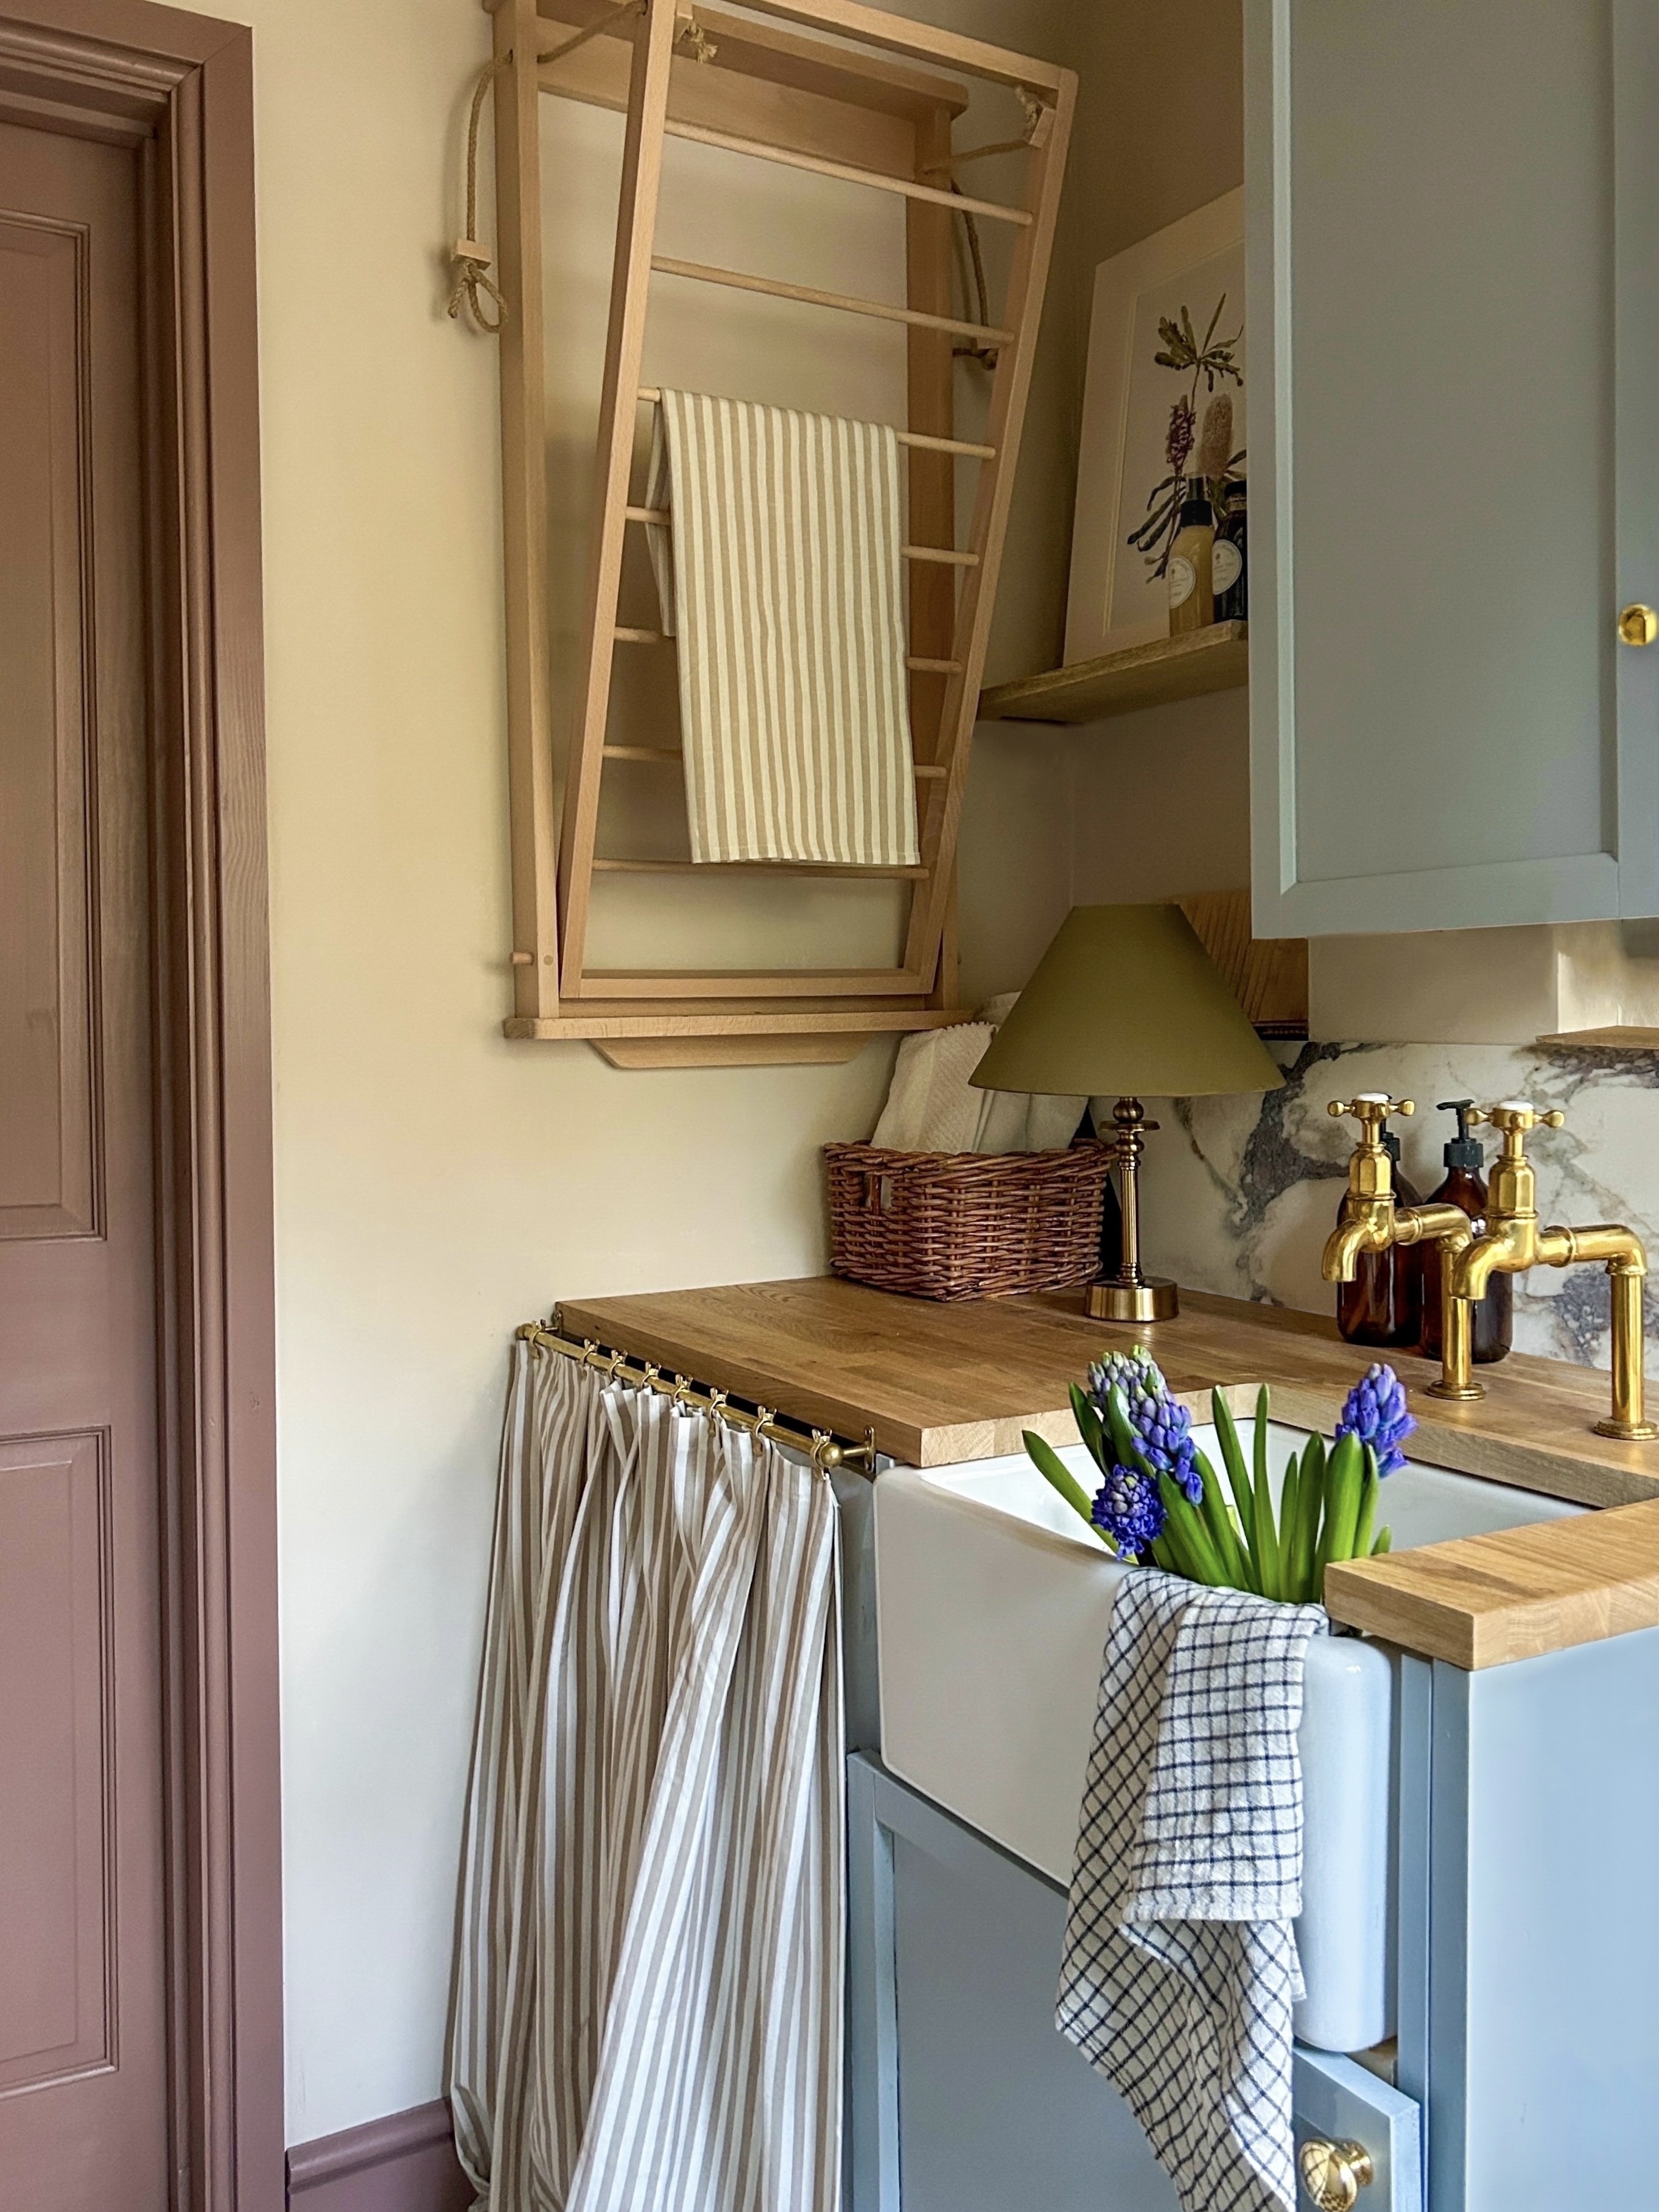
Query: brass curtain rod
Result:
<box><xmin>517</xmin><ymin>1316</ymin><xmax>877</xmax><ymax>1475</ymax></box>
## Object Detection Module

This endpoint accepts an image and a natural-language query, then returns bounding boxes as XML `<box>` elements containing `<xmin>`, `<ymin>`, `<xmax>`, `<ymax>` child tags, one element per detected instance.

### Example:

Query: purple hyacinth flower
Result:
<box><xmin>1335</xmin><ymin>1361</ymin><xmax>1415</xmax><ymax>1477</ymax></box>
<box><xmin>1089</xmin><ymin>1349</ymin><xmax>1202</xmax><ymax>1504</ymax></box>
<box><xmin>1090</xmin><ymin>1462</ymin><xmax>1167</xmax><ymax>1564</ymax></box>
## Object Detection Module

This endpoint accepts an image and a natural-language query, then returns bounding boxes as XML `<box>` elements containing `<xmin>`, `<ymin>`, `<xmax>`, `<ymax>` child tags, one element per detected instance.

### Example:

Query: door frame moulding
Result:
<box><xmin>485</xmin><ymin>0</ymin><xmax>1076</xmax><ymax>1064</ymax></box>
<box><xmin>0</xmin><ymin>4</ymin><xmax>282</xmax><ymax>2207</ymax></box>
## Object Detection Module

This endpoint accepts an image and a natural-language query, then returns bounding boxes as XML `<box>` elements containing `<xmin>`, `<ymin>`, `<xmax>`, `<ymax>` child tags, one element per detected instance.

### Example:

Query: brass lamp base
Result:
<box><xmin>1086</xmin><ymin>1275</ymin><xmax>1179</xmax><ymax>1323</ymax></box>
<box><xmin>1593</xmin><ymin>1416</ymin><xmax>1659</xmax><ymax>1442</ymax></box>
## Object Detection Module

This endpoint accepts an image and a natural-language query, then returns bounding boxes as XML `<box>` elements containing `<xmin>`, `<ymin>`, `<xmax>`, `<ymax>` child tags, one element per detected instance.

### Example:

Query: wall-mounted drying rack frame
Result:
<box><xmin>482</xmin><ymin>0</ymin><xmax>1076</xmax><ymax>1064</ymax></box>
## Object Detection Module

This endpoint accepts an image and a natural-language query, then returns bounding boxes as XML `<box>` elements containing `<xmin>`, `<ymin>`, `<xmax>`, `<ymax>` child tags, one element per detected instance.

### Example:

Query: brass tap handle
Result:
<box><xmin>1327</xmin><ymin>1095</ymin><xmax>1415</xmax><ymax>1143</ymax></box>
<box><xmin>1298</xmin><ymin>2138</ymin><xmax>1375</xmax><ymax>2210</ymax></box>
<box><xmin>1472</xmin><ymin>1100</ymin><xmax>1566</xmax><ymax>1158</ymax></box>
<box><xmin>1471</xmin><ymin>1100</ymin><xmax>1565</xmax><ymax>1134</ymax></box>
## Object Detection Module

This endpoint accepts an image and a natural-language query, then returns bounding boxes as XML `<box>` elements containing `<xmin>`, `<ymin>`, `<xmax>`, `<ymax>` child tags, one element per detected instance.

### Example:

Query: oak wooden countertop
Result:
<box><xmin>553</xmin><ymin>1276</ymin><xmax>1659</xmax><ymax>1668</ymax></box>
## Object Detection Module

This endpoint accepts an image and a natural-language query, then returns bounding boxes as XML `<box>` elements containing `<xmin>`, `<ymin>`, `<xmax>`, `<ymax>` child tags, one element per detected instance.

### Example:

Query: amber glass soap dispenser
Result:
<box><xmin>1335</xmin><ymin>1112</ymin><xmax>1424</xmax><ymax>1348</ymax></box>
<box><xmin>1419</xmin><ymin>1098</ymin><xmax>1512</xmax><ymax>1364</ymax></box>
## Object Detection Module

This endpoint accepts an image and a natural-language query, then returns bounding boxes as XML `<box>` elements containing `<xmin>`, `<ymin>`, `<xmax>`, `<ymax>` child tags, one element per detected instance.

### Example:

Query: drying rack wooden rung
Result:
<box><xmin>485</xmin><ymin>0</ymin><xmax>1076</xmax><ymax>1065</ymax></box>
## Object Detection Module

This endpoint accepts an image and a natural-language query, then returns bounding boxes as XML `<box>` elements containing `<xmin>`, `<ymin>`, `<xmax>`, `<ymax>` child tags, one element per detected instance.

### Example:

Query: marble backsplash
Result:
<box><xmin>1133</xmin><ymin>1042</ymin><xmax>1659</xmax><ymax>1372</ymax></box>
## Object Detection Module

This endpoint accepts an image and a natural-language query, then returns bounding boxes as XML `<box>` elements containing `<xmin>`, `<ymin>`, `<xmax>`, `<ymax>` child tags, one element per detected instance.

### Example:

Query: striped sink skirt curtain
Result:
<box><xmin>446</xmin><ymin>1339</ymin><xmax>844</xmax><ymax>2212</ymax></box>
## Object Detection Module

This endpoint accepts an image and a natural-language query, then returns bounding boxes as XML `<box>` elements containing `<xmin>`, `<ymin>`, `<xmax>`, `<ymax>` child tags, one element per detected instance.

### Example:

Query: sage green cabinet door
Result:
<box><xmin>1247</xmin><ymin>0</ymin><xmax>1659</xmax><ymax>935</ymax></box>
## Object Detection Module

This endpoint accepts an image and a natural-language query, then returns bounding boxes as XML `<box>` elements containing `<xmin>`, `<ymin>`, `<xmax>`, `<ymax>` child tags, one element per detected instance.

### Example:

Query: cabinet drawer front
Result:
<box><xmin>1294</xmin><ymin>2046</ymin><xmax>1422</xmax><ymax>2212</ymax></box>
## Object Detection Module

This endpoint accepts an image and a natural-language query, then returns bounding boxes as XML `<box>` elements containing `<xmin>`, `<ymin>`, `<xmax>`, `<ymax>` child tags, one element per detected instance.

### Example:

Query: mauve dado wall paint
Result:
<box><xmin>158</xmin><ymin>0</ymin><xmax>1109</xmax><ymax>2147</ymax></box>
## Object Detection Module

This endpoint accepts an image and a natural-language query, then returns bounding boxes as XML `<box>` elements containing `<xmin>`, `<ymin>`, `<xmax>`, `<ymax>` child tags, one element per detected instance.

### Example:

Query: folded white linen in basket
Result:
<box><xmin>871</xmin><ymin>1023</ymin><xmax>996</xmax><ymax>1153</ymax></box>
<box><xmin>870</xmin><ymin>1005</ymin><xmax>1087</xmax><ymax>1153</ymax></box>
<box><xmin>645</xmin><ymin>388</ymin><xmax>919</xmax><ymax>868</ymax></box>
<box><xmin>1057</xmin><ymin>1570</ymin><xmax>1328</xmax><ymax>2212</ymax></box>
<box><xmin>967</xmin><ymin>990</ymin><xmax>1087</xmax><ymax>1151</ymax></box>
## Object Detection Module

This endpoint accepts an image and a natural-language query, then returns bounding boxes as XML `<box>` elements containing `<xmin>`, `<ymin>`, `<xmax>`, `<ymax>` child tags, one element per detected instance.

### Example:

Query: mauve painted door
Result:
<box><xmin>0</xmin><ymin>115</ymin><xmax>170</xmax><ymax>2208</ymax></box>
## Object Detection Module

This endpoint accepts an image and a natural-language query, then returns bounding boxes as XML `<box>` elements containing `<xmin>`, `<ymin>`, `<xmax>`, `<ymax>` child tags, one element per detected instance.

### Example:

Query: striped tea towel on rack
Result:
<box><xmin>645</xmin><ymin>388</ymin><xmax>920</xmax><ymax>867</ymax></box>
<box><xmin>1057</xmin><ymin>1570</ymin><xmax>1328</xmax><ymax>2212</ymax></box>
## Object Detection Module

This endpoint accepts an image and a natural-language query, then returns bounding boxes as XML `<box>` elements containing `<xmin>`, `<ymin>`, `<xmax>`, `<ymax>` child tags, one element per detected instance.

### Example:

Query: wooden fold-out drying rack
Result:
<box><xmin>483</xmin><ymin>0</ymin><xmax>1075</xmax><ymax>1064</ymax></box>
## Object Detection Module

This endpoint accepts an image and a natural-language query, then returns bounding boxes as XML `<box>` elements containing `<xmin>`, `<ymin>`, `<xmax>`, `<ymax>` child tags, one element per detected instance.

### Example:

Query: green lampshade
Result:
<box><xmin>969</xmin><ymin>904</ymin><xmax>1286</xmax><ymax>1100</ymax></box>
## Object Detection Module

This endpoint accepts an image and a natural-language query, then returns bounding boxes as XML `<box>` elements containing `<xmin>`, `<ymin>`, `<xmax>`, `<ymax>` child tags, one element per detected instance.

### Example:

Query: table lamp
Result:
<box><xmin>969</xmin><ymin>904</ymin><xmax>1285</xmax><ymax>1322</ymax></box>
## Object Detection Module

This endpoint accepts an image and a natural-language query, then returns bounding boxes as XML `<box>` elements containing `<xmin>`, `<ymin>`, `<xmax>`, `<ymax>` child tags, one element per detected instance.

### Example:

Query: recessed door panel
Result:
<box><xmin>0</xmin><ymin>1433</ymin><xmax>111</xmax><ymax>2094</ymax></box>
<box><xmin>0</xmin><ymin>216</ymin><xmax>96</xmax><ymax>1241</ymax></box>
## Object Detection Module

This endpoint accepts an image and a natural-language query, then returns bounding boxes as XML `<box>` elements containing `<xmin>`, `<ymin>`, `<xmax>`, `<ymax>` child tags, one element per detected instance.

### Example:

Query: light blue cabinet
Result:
<box><xmin>846</xmin><ymin>1756</ymin><xmax>1420</xmax><ymax>2212</ymax></box>
<box><xmin>846</xmin><ymin>1758</ymin><xmax>1180</xmax><ymax>2212</ymax></box>
<box><xmin>1419</xmin><ymin>1633</ymin><xmax>1659</xmax><ymax>2208</ymax></box>
<box><xmin>1246</xmin><ymin>0</ymin><xmax>1659</xmax><ymax>935</ymax></box>
<box><xmin>847</xmin><ymin>1627</ymin><xmax>1659</xmax><ymax>2209</ymax></box>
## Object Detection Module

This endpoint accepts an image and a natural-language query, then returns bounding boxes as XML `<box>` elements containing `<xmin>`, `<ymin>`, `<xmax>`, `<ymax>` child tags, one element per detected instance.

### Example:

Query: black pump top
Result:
<box><xmin>1438</xmin><ymin>1098</ymin><xmax>1484</xmax><ymax>1172</ymax></box>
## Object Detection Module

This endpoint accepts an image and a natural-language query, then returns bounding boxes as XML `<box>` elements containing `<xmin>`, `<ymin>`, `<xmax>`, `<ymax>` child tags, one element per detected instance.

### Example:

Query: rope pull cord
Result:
<box><xmin>447</xmin><ymin>0</ymin><xmax>715</xmax><ymax>336</ymax></box>
<box><xmin>449</xmin><ymin>54</ymin><xmax>510</xmax><ymax>333</ymax></box>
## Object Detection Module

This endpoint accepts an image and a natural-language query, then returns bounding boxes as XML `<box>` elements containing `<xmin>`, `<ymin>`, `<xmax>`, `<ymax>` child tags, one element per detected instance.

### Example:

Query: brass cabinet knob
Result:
<box><xmin>1619</xmin><ymin>603</ymin><xmax>1658</xmax><ymax>646</ymax></box>
<box><xmin>1299</xmin><ymin>2137</ymin><xmax>1375</xmax><ymax>2211</ymax></box>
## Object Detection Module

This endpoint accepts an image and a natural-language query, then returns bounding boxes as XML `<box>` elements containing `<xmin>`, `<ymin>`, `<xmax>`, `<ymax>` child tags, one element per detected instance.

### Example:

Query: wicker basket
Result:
<box><xmin>823</xmin><ymin>1140</ymin><xmax>1115</xmax><ymax>1302</ymax></box>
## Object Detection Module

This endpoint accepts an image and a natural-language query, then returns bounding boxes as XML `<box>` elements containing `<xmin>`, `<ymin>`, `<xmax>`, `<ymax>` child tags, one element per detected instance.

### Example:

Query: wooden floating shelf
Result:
<box><xmin>592</xmin><ymin>857</ymin><xmax>928</xmax><ymax>879</ymax></box>
<box><xmin>1537</xmin><ymin>1027</ymin><xmax>1659</xmax><ymax>1048</ymax></box>
<box><xmin>503</xmin><ymin>1001</ymin><xmax>962</xmax><ymax>1069</ymax></box>
<box><xmin>977</xmin><ymin>620</ymin><xmax>1248</xmax><ymax>725</ymax></box>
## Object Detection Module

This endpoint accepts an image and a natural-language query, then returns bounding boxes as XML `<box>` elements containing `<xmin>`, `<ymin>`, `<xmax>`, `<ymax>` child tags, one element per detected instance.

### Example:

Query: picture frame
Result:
<box><xmin>1064</xmin><ymin>188</ymin><xmax>1246</xmax><ymax>665</ymax></box>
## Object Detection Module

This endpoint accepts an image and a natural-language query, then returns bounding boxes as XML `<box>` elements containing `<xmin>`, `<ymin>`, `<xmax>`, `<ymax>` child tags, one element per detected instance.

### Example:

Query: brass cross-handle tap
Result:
<box><xmin>1298</xmin><ymin>2137</ymin><xmax>1375</xmax><ymax>2210</ymax></box>
<box><xmin>1327</xmin><ymin>1095</ymin><xmax>1414</xmax><ymax>1143</ymax></box>
<box><xmin>1325</xmin><ymin>1096</ymin><xmax>1414</xmax><ymax>1211</ymax></box>
<box><xmin>1323</xmin><ymin>1094</ymin><xmax>1481</xmax><ymax>1402</ymax></box>
<box><xmin>1470</xmin><ymin>1099</ymin><xmax>1566</xmax><ymax>1148</ymax></box>
<box><xmin>1461</xmin><ymin>1101</ymin><xmax>1563</xmax><ymax>1223</ymax></box>
<box><xmin>1435</xmin><ymin>1100</ymin><xmax>1658</xmax><ymax>1440</ymax></box>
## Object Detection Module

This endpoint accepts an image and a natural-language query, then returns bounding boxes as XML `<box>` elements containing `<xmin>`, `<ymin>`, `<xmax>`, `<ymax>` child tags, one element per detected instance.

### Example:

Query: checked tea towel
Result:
<box><xmin>1056</xmin><ymin>1570</ymin><xmax>1327</xmax><ymax>2212</ymax></box>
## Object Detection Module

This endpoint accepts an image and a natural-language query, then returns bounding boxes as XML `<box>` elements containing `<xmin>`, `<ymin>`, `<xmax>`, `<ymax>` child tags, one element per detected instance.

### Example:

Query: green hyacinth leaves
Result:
<box><xmin>1024</xmin><ymin>1363</ymin><xmax>1405</xmax><ymax>1606</ymax></box>
<box><xmin>1023</xmin><ymin>1428</ymin><xmax>1110</xmax><ymax>1547</ymax></box>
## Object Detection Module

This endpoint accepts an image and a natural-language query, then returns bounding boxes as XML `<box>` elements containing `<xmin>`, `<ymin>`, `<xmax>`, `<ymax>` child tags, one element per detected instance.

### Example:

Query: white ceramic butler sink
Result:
<box><xmin>874</xmin><ymin>1420</ymin><xmax>1582</xmax><ymax>2055</ymax></box>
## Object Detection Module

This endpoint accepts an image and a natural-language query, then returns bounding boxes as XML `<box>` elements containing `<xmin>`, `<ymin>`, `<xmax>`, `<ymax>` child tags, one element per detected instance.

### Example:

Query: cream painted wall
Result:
<box><xmin>1060</xmin><ymin>0</ymin><xmax>1252</xmax><ymax>909</ymax></box>
<box><xmin>1070</xmin><ymin>687</ymin><xmax>1250</xmax><ymax>903</ymax></box>
<box><xmin>167</xmin><ymin>0</ymin><xmax>1084</xmax><ymax>2146</ymax></box>
<box><xmin>1308</xmin><ymin>923</ymin><xmax>1659</xmax><ymax>1046</ymax></box>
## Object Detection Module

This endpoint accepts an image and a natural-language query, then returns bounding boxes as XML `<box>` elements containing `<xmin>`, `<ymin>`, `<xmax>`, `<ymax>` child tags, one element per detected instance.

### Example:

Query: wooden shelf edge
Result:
<box><xmin>503</xmin><ymin>1006</ymin><xmax>963</xmax><ymax>1041</ymax></box>
<box><xmin>506</xmin><ymin>1002</ymin><xmax>963</xmax><ymax>1067</ymax></box>
<box><xmin>978</xmin><ymin>620</ymin><xmax>1248</xmax><ymax>725</ymax></box>
<box><xmin>1537</xmin><ymin>1027</ymin><xmax>1659</xmax><ymax>1048</ymax></box>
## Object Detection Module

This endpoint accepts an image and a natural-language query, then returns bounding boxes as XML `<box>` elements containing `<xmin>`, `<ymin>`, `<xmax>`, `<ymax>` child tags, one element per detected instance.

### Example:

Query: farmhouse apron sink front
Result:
<box><xmin>872</xmin><ymin>1419</ymin><xmax>1581</xmax><ymax>2056</ymax></box>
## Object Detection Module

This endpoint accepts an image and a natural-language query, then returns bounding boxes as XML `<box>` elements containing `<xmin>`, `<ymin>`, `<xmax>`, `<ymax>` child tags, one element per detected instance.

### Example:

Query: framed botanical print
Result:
<box><xmin>1064</xmin><ymin>188</ymin><xmax>1246</xmax><ymax>664</ymax></box>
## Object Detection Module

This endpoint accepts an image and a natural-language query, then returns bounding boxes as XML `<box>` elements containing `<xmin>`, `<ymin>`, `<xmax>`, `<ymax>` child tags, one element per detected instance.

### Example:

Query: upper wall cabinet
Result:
<box><xmin>1247</xmin><ymin>0</ymin><xmax>1659</xmax><ymax>936</ymax></box>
